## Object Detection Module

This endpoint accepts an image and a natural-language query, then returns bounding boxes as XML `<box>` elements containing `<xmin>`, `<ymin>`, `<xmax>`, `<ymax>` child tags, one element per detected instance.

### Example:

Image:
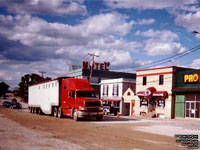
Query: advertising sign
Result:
<box><xmin>184</xmin><ymin>73</ymin><xmax>200</xmax><ymax>84</ymax></box>
<box><xmin>82</xmin><ymin>61</ymin><xmax>110</xmax><ymax>71</ymax></box>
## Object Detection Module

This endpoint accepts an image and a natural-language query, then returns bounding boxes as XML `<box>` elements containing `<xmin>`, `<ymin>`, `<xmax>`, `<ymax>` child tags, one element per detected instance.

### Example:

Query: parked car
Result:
<box><xmin>3</xmin><ymin>99</ymin><xmax>22</xmax><ymax>109</ymax></box>
<box><xmin>103</xmin><ymin>105</ymin><xmax>110</xmax><ymax>115</ymax></box>
<box><xmin>3</xmin><ymin>101</ymin><xmax>12</xmax><ymax>108</ymax></box>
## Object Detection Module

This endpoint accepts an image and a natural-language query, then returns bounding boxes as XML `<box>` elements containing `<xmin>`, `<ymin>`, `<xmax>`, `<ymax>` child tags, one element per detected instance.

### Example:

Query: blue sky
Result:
<box><xmin>0</xmin><ymin>0</ymin><xmax>200</xmax><ymax>88</ymax></box>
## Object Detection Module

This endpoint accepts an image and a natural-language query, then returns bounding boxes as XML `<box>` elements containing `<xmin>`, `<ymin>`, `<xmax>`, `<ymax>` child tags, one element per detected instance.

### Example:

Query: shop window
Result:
<box><xmin>112</xmin><ymin>84</ymin><xmax>118</xmax><ymax>96</ymax></box>
<box><xmin>140</xmin><ymin>98</ymin><xmax>148</xmax><ymax>107</ymax></box>
<box><xmin>143</xmin><ymin>77</ymin><xmax>147</xmax><ymax>85</ymax></box>
<box><xmin>159</xmin><ymin>75</ymin><xmax>164</xmax><ymax>85</ymax></box>
<box><xmin>157</xmin><ymin>98</ymin><xmax>165</xmax><ymax>108</ymax></box>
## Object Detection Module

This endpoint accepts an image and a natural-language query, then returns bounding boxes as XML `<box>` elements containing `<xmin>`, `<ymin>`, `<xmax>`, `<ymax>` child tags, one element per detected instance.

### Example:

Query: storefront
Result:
<box><xmin>174</xmin><ymin>69</ymin><xmax>200</xmax><ymax>119</ymax></box>
<box><xmin>135</xmin><ymin>66</ymin><xmax>189</xmax><ymax>118</ymax></box>
<box><xmin>136</xmin><ymin>87</ymin><xmax>168</xmax><ymax>117</ymax></box>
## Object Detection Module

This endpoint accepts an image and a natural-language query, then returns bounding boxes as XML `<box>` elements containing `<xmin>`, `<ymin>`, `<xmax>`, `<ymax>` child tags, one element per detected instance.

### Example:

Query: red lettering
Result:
<box><xmin>95</xmin><ymin>63</ymin><xmax>99</xmax><ymax>70</ymax></box>
<box><xmin>100</xmin><ymin>63</ymin><xmax>104</xmax><ymax>70</ymax></box>
<box><xmin>82</xmin><ymin>61</ymin><xmax>89</xmax><ymax>69</ymax></box>
<box><xmin>104</xmin><ymin>62</ymin><xmax>110</xmax><ymax>71</ymax></box>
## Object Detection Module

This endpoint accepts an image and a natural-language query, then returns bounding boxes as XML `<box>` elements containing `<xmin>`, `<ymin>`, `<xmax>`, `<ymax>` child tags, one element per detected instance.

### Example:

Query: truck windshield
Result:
<box><xmin>76</xmin><ymin>91</ymin><xmax>96</xmax><ymax>97</ymax></box>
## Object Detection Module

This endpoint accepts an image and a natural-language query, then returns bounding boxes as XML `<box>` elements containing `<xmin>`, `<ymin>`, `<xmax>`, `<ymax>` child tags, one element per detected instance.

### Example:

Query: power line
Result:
<box><xmin>130</xmin><ymin>43</ymin><xmax>200</xmax><ymax>70</ymax></box>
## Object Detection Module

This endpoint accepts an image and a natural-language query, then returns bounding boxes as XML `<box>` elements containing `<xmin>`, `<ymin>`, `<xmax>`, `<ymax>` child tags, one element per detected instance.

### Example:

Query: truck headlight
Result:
<box><xmin>79</xmin><ymin>106</ymin><xmax>87</xmax><ymax>111</ymax></box>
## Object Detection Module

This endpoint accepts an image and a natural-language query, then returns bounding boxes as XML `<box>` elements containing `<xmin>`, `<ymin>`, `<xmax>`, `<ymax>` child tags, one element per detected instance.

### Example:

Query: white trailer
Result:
<box><xmin>28</xmin><ymin>79</ymin><xmax>59</xmax><ymax>114</ymax></box>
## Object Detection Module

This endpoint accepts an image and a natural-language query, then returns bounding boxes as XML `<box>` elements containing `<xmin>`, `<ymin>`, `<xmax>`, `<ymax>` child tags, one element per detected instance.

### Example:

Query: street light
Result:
<box><xmin>192</xmin><ymin>30</ymin><xmax>200</xmax><ymax>34</ymax></box>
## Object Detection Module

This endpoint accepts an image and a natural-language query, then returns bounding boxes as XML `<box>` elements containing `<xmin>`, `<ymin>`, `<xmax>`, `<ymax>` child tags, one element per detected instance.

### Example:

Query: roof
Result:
<box><xmin>67</xmin><ymin>68</ymin><xmax>136</xmax><ymax>79</ymax></box>
<box><xmin>136</xmin><ymin>66</ymin><xmax>192</xmax><ymax>72</ymax></box>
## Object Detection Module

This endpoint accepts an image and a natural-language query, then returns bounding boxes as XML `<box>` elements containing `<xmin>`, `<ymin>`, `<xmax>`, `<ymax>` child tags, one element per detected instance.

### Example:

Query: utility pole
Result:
<box><xmin>39</xmin><ymin>71</ymin><xmax>46</xmax><ymax>78</ymax></box>
<box><xmin>88</xmin><ymin>53</ymin><xmax>99</xmax><ymax>83</ymax></box>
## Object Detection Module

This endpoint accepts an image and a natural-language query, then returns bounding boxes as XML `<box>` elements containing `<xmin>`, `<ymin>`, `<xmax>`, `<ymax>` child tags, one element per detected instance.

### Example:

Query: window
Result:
<box><xmin>143</xmin><ymin>77</ymin><xmax>147</xmax><ymax>85</ymax></box>
<box><xmin>159</xmin><ymin>75</ymin><xmax>164</xmax><ymax>85</ymax></box>
<box><xmin>127</xmin><ymin>92</ymin><xmax>131</xmax><ymax>96</ymax></box>
<box><xmin>68</xmin><ymin>91</ymin><xmax>71</xmax><ymax>99</ymax></box>
<box><xmin>103</xmin><ymin>85</ymin><xmax>109</xmax><ymax>96</ymax></box>
<box><xmin>112</xmin><ymin>84</ymin><xmax>118</xmax><ymax>96</ymax></box>
<box><xmin>76</xmin><ymin>91</ymin><xmax>96</xmax><ymax>97</ymax></box>
<box><xmin>98</xmin><ymin>78</ymin><xmax>101</xmax><ymax>83</ymax></box>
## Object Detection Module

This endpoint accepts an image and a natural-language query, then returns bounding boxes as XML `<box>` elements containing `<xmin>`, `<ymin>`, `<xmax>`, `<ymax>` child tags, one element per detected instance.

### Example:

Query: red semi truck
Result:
<box><xmin>28</xmin><ymin>77</ymin><xmax>103</xmax><ymax>121</ymax></box>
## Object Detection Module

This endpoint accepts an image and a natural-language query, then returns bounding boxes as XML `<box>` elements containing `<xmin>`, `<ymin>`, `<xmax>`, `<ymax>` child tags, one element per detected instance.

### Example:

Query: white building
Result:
<box><xmin>100</xmin><ymin>78</ymin><xmax>136</xmax><ymax>115</ymax></box>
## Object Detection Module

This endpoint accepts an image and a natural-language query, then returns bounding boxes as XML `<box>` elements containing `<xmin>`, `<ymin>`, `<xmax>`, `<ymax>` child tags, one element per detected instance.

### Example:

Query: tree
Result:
<box><xmin>0</xmin><ymin>82</ymin><xmax>9</xmax><ymax>96</ymax></box>
<box><xmin>17</xmin><ymin>73</ymin><xmax>51</xmax><ymax>102</ymax></box>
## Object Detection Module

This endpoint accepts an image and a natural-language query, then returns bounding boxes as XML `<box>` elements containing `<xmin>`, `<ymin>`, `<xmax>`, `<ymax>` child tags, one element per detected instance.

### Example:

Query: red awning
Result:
<box><xmin>101</xmin><ymin>99</ymin><xmax>120</xmax><ymax>102</ymax></box>
<box><xmin>153</xmin><ymin>91</ymin><xmax>168</xmax><ymax>97</ymax></box>
<box><xmin>136</xmin><ymin>87</ymin><xmax>156</xmax><ymax>97</ymax></box>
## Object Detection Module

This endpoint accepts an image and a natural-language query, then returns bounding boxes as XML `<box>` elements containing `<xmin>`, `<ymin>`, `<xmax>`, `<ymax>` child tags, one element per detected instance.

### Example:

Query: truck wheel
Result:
<box><xmin>54</xmin><ymin>107</ymin><xmax>58</xmax><ymax>117</ymax></box>
<box><xmin>58</xmin><ymin>107</ymin><xmax>63</xmax><ymax>118</ymax></box>
<box><xmin>73</xmin><ymin>109</ymin><xmax>79</xmax><ymax>121</ymax></box>
<box><xmin>96</xmin><ymin>116</ymin><xmax>103</xmax><ymax>121</ymax></box>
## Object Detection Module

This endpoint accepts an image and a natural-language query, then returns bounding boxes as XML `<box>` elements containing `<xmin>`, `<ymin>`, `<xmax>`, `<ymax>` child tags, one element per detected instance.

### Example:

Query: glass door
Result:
<box><xmin>185</xmin><ymin>102</ymin><xmax>196</xmax><ymax>118</ymax></box>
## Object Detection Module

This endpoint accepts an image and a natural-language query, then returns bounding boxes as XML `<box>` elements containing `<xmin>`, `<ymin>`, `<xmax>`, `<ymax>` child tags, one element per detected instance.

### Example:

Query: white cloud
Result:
<box><xmin>104</xmin><ymin>0</ymin><xmax>197</xmax><ymax>10</ymax></box>
<box><xmin>0</xmin><ymin>13</ymin><xmax>134</xmax><ymax>47</ymax></box>
<box><xmin>190</xmin><ymin>59</ymin><xmax>200</xmax><ymax>69</ymax></box>
<box><xmin>136</xmin><ymin>19</ymin><xmax>155</xmax><ymax>25</ymax></box>
<box><xmin>136</xmin><ymin>29</ymin><xmax>186</xmax><ymax>56</ymax></box>
<box><xmin>0</xmin><ymin>0</ymin><xmax>87</xmax><ymax>15</ymax></box>
<box><xmin>80</xmin><ymin>13</ymin><xmax>134</xmax><ymax>36</ymax></box>
<box><xmin>0</xmin><ymin>12</ymin><xmax>143</xmax><ymax>87</ymax></box>
<box><xmin>175</xmin><ymin>11</ymin><xmax>200</xmax><ymax>34</ymax></box>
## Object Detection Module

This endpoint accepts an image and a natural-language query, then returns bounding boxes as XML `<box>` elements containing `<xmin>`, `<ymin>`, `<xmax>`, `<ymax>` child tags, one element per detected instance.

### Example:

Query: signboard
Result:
<box><xmin>184</xmin><ymin>73</ymin><xmax>200</xmax><ymax>84</ymax></box>
<box><xmin>82</xmin><ymin>61</ymin><xmax>110</xmax><ymax>71</ymax></box>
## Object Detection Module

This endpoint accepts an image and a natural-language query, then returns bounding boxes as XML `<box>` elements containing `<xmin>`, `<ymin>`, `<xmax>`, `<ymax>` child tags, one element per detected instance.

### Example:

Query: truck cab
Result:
<box><xmin>61</xmin><ymin>78</ymin><xmax>103</xmax><ymax>121</ymax></box>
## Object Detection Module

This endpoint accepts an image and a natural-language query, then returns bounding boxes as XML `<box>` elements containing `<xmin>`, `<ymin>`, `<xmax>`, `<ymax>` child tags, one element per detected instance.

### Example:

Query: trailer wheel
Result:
<box><xmin>54</xmin><ymin>107</ymin><xmax>58</xmax><ymax>117</ymax></box>
<box><xmin>38</xmin><ymin>108</ymin><xmax>43</xmax><ymax>115</ymax></box>
<box><xmin>33</xmin><ymin>107</ymin><xmax>36</xmax><ymax>113</ymax></box>
<box><xmin>58</xmin><ymin>107</ymin><xmax>63</xmax><ymax>118</ymax></box>
<box><xmin>29</xmin><ymin>107</ymin><xmax>32</xmax><ymax>113</ymax></box>
<box><xmin>73</xmin><ymin>109</ymin><xmax>79</xmax><ymax>121</ymax></box>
